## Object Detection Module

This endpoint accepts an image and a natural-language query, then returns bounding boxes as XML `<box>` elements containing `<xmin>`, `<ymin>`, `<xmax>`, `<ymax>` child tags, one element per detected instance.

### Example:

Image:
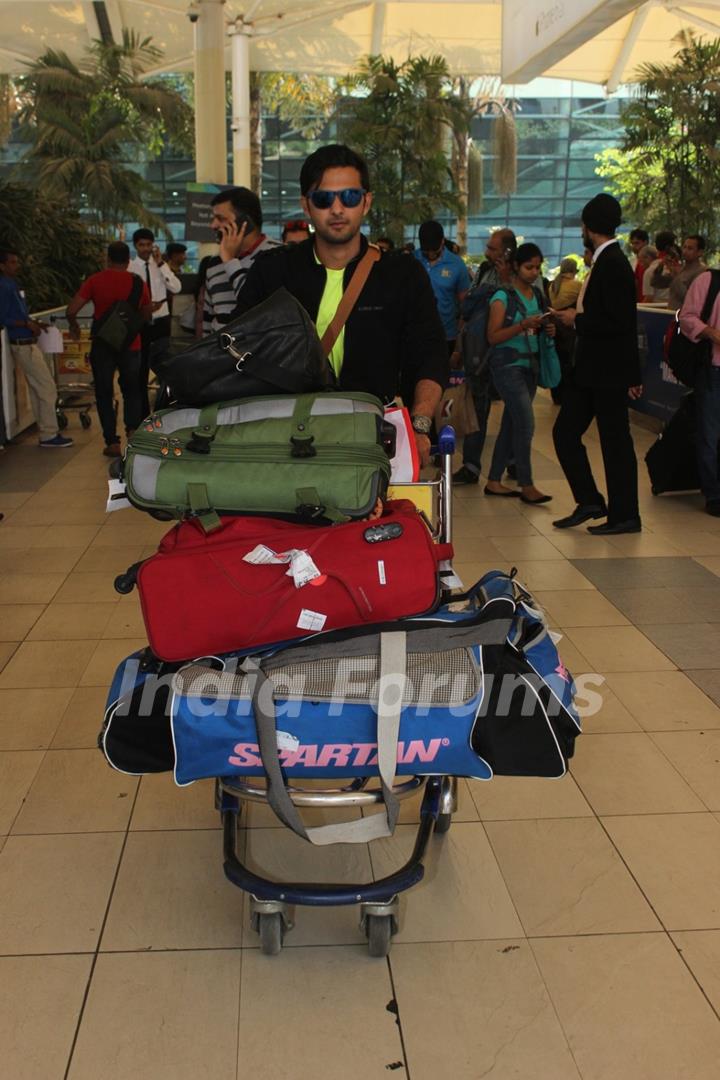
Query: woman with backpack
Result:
<box><xmin>484</xmin><ymin>241</ymin><xmax>555</xmax><ymax>504</ymax></box>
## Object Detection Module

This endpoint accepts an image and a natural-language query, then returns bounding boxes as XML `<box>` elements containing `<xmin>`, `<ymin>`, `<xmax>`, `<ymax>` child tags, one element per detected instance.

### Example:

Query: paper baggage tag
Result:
<box><xmin>106</xmin><ymin>477</ymin><xmax>132</xmax><ymax>513</ymax></box>
<box><xmin>242</xmin><ymin>545</ymin><xmax>321</xmax><ymax>588</ymax></box>
<box><xmin>296</xmin><ymin>609</ymin><xmax>327</xmax><ymax>631</ymax></box>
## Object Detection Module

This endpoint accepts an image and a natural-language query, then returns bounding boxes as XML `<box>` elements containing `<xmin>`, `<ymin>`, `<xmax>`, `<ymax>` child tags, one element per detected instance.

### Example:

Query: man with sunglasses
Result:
<box><xmin>233</xmin><ymin>144</ymin><xmax>448</xmax><ymax>465</ymax></box>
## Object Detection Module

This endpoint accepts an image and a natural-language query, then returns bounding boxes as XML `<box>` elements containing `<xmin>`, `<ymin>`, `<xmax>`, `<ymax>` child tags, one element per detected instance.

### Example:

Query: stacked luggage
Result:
<box><xmin>99</xmin><ymin>290</ymin><xmax>581</xmax><ymax>954</ymax></box>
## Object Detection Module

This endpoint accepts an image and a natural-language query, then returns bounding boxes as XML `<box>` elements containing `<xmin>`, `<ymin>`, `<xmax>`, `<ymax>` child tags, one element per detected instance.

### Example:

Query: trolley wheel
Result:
<box><xmin>57</xmin><ymin>412</ymin><xmax>68</xmax><ymax>430</ymax></box>
<box><xmin>651</xmin><ymin>485</ymin><xmax>659</xmax><ymax>496</ymax></box>
<box><xmin>80</xmin><ymin>412</ymin><xmax>92</xmax><ymax>430</ymax></box>
<box><xmin>258</xmin><ymin>912</ymin><xmax>284</xmax><ymax>956</ymax></box>
<box><xmin>149</xmin><ymin>509</ymin><xmax>174</xmax><ymax>522</ymax></box>
<box><xmin>113</xmin><ymin>571</ymin><xmax>136</xmax><ymax>595</ymax></box>
<box><xmin>365</xmin><ymin>914</ymin><xmax>393</xmax><ymax>958</ymax></box>
<box><xmin>434</xmin><ymin>811</ymin><xmax>453</xmax><ymax>835</ymax></box>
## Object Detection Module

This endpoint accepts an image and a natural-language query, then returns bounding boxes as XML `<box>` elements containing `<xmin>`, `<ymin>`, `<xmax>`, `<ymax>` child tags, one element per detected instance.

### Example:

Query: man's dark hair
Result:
<box><xmin>514</xmin><ymin>241</ymin><xmax>544</xmax><ymax>267</ymax></box>
<box><xmin>685</xmin><ymin>233</ymin><xmax>706</xmax><ymax>250</ymax></box>
<box><xmin>418</xmin><ymin>220</ymin><xmax>444</xmax><ymax>252</ymax></box>
<box><xmin>133</xmin><ymin>228</ymin><xmax>155</xmax><ymax>244</ymax></box>
<box><xmin>165</xmin><ymin>242</ymin><xmax>187</xmax><ymax>258</ymax></box>
<box><xmin>629</xmin><ymin>228</ymin><xmax>649</xmax><ymax>244</ymax></box>
<box><xmin>211</xmin><ymin>187</ymin><xmax>262</xmax><ymax>230</ymax></box>
<box><xmin>107</xmin><ymin>241</ymin><xmax>130</xmax><ymax>264</ymax></box>
<box><xmin>654</xmin><ymin>230</ymin><xmax>676</xmax><ymax>252</ymax></box>
<box><xmin>300</xmin><ymin>144</ymin><xmax>371</xmax><ymax>195</ymax></box>
<box><xmin>0</xmin><ymin>248</ymin><xmax>20</xmax><ymax>263</ymax></box>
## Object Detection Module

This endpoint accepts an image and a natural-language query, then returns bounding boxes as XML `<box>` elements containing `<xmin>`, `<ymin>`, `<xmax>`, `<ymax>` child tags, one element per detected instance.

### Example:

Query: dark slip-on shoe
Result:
<box><xmin>553</xmin><ymin>504</ymin><xmax>607</xmax><ymax>529</ymax></box>
<box><xmin>587</xmin><ymin>518</ymin><xmax>642</xmax><ymax>536</ymax></box>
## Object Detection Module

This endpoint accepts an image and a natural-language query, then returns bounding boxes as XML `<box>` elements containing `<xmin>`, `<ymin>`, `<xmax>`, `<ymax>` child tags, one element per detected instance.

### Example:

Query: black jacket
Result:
<box><xmin>574</xmin><ymin>241</ymin><xmax>640</xmax><ymax>388</ymax></box>
<box><xmin>233</xmin><ymin>236</ymin><xmax>448</xmax><ymax>404</ymax></box>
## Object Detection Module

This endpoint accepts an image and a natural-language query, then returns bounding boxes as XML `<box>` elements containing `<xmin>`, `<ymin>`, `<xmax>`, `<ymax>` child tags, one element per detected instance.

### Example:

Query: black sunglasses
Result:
<box><xmin>308</xmin><ymin>188</ymin><xmax>366</xmax><ymax>210</ymax></box>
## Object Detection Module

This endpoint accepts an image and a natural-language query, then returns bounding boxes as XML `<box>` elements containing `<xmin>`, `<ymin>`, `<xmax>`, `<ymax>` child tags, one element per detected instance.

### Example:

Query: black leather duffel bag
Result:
<box><xmin>155</xmin><ymin>287</ymin><xmax>335</xmax><ymax>406</ymax></box>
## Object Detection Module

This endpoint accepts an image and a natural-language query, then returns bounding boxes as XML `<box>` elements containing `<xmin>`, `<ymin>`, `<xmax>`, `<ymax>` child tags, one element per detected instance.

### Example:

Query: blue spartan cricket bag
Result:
<box><xmin>100</xmin><ymin>569</ymin><xmax>580</xmax><ymax>834</ymax></box>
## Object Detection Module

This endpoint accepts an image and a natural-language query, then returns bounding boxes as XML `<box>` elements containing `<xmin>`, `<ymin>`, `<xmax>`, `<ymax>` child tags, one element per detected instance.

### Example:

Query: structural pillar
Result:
<box><xmin>193</xmin><ymin>0</ymin><xmax>228</xmax><ymax>185</ymax></box>
<box><xmin>229</xmin><ymin>24</ymin><xmax>252</xmax><ymax>188</ymax></box>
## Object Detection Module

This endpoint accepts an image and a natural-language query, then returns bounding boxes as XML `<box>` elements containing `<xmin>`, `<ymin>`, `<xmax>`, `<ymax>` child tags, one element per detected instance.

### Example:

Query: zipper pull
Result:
<box><xmin>160</xmin><ymin>437</ymin><xmax>169</xmax><ymax>457</ymax></box>
<box><xmin>171</xmin><ymin>438</ymin><xmax>182</xmax><ymax>457</ymax></box>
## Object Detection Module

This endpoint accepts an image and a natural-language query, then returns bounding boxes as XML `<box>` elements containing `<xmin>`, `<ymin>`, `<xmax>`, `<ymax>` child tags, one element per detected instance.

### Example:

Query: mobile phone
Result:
<box><xmin>539</xmin><ymin>311</ymin><xmax>553</xmax><ymax>320</ymax></box>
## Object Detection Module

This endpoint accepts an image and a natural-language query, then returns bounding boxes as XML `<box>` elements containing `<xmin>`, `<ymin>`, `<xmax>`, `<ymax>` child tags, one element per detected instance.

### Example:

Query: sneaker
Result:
<box><xmin>39</xmin><ymin>434</ymin><xmax>73</xmax><ymax>448</ymax></box>
<box><xmin>452</xmin><ymin>466</ymin><xmax>479</xmax><ymax>485</ymax></box>
<box><xmin>103</xmin><ymin>442</ymin><xmax>122</xmax><ymax>458</ymax></box>
<box><xmin>706</xmin><ymin>500</ymin><xmax>720</xmax><ymax>518</ymax></box>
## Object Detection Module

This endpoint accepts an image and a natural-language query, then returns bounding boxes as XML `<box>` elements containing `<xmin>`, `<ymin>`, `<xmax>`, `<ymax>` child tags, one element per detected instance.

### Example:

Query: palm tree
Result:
<box><xmin>249</xmin><ymin>71</ymin><xmax>338</xmax><ymax>194</ymax></box>
<box><xmin>16</xmin><ymin>31</ymin><xmax>193</xmax><ymax>234</ymax></box>
<box><xmin>339</xmin><ymin>54</ymin><xmax>460</xmax><ymax>246</ymax></box>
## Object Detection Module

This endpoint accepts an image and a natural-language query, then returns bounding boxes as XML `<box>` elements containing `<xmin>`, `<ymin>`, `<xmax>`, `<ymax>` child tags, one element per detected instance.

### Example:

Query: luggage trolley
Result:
<box><xmin>217</xmin><ymin>427</ymin><xmax>457</xmax><ymax>957</ymax></box>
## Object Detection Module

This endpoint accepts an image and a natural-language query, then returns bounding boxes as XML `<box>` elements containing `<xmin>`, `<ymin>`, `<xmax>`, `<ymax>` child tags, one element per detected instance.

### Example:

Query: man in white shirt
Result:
<box><xmin>129</xmin><ymin>227</ymin><xmax>181</xmax><ymax>414</ymax></box>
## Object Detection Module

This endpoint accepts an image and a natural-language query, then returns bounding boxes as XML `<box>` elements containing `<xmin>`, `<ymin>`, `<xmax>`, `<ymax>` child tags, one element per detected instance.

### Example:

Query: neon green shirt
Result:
<box><xmin>314</xmin><ymin>263</ymin><xmax>346</xmax><ymax>378</ymax></box>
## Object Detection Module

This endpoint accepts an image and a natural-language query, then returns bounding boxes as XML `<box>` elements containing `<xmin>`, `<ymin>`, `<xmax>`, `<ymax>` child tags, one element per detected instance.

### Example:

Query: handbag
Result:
<box><xmin>154</xmin><ymin>288</ymin><xmax>335</xmax><ymax>406</ymax></box>
<box><xmin>538</xmin><ymin>331</ymin><xmax>562</xmax><ymax>388</ymax></box>
<box><xmin>434</xmin><ymin>380</ymin><xmax>479</xmax><ymax>440</ymax></box>
<box><xmin>94</xmin><ymin>275</ymin><xmax>145</xmax><ymax>353</ymax></box>
<box><xmin>666</xmin><ymin>270</ymin><xmax>720</xmax><ymax>387</ymax></box>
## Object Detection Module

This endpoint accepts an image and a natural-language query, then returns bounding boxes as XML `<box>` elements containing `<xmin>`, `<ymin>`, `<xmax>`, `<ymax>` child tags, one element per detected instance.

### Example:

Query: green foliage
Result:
<box><xmin>597</xmin><ymin>31</ymin><xmax>720</xmax><ymax>244</ymax></box>
<box><xmin>258</xmin><ymin>72</ymin><xmax>337</xmax><ymax>139</ymax></box>
<box><xmin>15</xmin><ymin>30</ymin><xmax>193</xmax><ymax>234</ymax></box>
<box><xmin>0</xmin><ymin>179</ymin><xmax>103</xmax><ymax>309</ymax></box>
<box><xmin>337</xmin><ymin>55</ymin><xmax>460</xmax><ymax>244</ymax></box>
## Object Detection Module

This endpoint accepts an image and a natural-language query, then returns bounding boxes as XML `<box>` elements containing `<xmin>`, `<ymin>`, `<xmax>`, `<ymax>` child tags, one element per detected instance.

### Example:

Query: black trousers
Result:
<box><xmin>90</xmin><ymin>339</ymin><xmax>144</xmax><ymax>445</ymax></box>
<box><xmin>139</xmin><ymin>315</ymin><xmax>171</xmax><ymax>417</ymax></box>
<box><xmin>552</xmin><ymin>380</ymin><xmax>639</xmax><ymax>523</ymax></box>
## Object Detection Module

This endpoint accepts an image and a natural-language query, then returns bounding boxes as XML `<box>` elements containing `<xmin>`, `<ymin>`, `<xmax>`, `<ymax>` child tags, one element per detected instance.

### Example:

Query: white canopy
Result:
<box><xmin>2</xmin><ymin>0</ymin><xmax>720</xmax><ymax>85</ymax></box>
<box><xmin>0</xmin><ymin>1</ymin><xmax>503</xmax><ymax>77</ymax></box>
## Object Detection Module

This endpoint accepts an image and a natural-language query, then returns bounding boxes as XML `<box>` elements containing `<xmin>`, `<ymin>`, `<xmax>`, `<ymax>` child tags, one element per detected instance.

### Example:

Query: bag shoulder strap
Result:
<box><xmin>244</xmin><ymin>631</ymin><xmax>406</xmax><ymax>844</ymax></box>
<box><xmin>320</xmin><ymin>244</ymin><xmax>381</xmax><ymax>358</ymax></box>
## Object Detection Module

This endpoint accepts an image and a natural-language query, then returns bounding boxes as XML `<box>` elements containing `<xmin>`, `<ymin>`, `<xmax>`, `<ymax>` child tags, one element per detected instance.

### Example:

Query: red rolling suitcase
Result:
<box><xmin>133</xmin><ymin>500</ymin><xmax>453</xmax><ymax>662</ymax></box>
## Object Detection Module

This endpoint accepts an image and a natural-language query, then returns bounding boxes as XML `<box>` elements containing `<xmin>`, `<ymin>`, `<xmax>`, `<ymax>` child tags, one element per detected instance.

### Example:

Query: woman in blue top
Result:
<box><xmin>485</xmin><ymin>242</ymin><xmax>554</xmax><ymax>504</ymax></box>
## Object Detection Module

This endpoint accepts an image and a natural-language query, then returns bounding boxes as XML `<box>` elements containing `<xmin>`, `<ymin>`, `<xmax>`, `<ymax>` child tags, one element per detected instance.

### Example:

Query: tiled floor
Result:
<box><xmin>2</xmin><ymin>392</ymin><xmax>720</xmax><ymax>1079</ymax></box>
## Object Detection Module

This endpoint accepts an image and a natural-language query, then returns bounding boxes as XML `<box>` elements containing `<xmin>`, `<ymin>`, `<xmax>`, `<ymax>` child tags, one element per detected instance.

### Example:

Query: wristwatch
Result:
<box><xmin>411</xmin><ymin>414</ymin><xmax>432</xmax><ymax>436</ymax></box>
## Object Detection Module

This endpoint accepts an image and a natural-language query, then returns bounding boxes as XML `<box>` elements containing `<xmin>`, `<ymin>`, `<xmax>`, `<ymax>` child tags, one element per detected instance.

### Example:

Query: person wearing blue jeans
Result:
<box><xmin>485</xmin><ymin>242</ymin><xmax>553</xmax><ymax>504</ymax></box>
<box><xmin>454</xmin><ymin>373</ymin><xmax>491</xmax><ymax>483</ymax></box>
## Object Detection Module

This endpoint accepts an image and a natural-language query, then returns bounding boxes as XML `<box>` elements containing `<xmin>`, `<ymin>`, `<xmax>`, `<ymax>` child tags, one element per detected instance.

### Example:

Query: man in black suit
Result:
<box><xmin>551</xmin><ymin>193</ymin><xmax>643</xmax><ymax>535</ymax></box>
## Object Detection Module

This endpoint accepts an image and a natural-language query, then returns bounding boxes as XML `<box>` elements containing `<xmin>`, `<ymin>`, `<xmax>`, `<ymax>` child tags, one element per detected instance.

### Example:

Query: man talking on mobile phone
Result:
<box><xmin>203</xmin><ymin>188</ymin><xmax>280</xmax><ymax>335</ymax></box>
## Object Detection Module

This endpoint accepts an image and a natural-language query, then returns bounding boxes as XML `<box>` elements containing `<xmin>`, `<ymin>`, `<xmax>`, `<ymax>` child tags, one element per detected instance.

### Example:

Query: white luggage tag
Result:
<box><xmin>106</xmin><ymin>477</ymin><xmax>132</xmax><ymax>513</ymax></box>
<box><xmin>242</xmin><ymin>544</ymin><xmax>321</xmax><ymax>588</ymax></box>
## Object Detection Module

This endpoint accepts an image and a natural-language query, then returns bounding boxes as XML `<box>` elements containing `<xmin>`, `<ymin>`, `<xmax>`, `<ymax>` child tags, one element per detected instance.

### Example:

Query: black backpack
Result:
<box><xmin>665</xmin><ymin>269</ymin><xmax>720</xmax><ymax>387</ymax></box>
<box><xmin>94</xmin><ymin>275</ymin><xmax>145</xmax><ymax>353</ymax></box>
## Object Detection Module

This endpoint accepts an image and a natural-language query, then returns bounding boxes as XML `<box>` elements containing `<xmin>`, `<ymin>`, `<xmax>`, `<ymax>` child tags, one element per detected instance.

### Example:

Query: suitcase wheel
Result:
<box><xmin>434</xmin><ymin>811</ymin><xmax>453</xmax><ymax>835</ymax></box>
<box><xmin>651</xmin><ymin>485</ymin><xmax>659</xmax><ymax>496</ymax></box>
<box><xmin>365</xmin><ymin>914</ymin><xmax>394</xmax><ymax>958</ymax></box>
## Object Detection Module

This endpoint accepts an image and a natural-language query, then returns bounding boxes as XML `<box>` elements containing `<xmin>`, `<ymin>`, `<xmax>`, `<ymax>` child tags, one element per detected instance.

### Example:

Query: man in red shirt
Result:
<box><xmin>66</xmin><ymin>241</ymin><xmax>153</xmax><ymax>456</ymax></box>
